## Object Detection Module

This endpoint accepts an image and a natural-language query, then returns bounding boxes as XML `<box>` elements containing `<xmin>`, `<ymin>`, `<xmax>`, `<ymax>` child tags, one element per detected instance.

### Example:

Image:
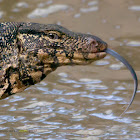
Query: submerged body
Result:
<box><xmin>0</xmin><ymin>22</ymin><xmax>137</xmax><ymax>114</ymax></box>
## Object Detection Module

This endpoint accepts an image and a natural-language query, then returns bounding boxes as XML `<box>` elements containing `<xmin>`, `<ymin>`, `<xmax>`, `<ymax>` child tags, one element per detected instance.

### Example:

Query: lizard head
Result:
<box><xmin>44</xmin><ymin>25</ymin><xmax>107</xmax><ymax>65</ymax></box>
<box><xmin>40</xmin><ymin>24</ymin><xmax>107</xmax><ymax>65</ymax></box>
<box><xmin>18</xmin><ymin>23</ymin><xmax>107</xmax><ymax>68</ymax></box>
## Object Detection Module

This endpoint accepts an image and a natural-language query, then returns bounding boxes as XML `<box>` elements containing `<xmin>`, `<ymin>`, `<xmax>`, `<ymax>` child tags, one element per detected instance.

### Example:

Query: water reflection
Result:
<box><xmin>126</xmin><ymin>41</ymin><xmax>140</xmax><ymax>47</ymax></box>
<box><xmin>90</xmin><ymin>113</ymin><xmax>132</xmax><ymax>123</ymax></box>
<box><xmin>128</xmin><ymin>6</ymin><xmax>140</xmax><ymax>11</ymax></box>
<box><xmin>28</xmin><ymin>4</ymin><xmax>70</xmax><ymax>19</ymax></box>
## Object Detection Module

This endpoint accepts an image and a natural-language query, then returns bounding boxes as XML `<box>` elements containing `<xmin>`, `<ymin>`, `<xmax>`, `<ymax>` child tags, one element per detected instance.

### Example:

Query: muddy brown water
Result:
<box><xmin>0</xmin><ymin>0</ymin><xmax>140</xmax><ymax>139</ymax></box>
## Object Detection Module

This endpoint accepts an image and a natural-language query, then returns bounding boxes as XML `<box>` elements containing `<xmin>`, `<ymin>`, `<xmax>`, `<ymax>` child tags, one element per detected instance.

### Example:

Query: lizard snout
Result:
<box><xmin>82</xmin><ymin>37</ymin><xmax>108</xmax><ymax>53</ymax></box>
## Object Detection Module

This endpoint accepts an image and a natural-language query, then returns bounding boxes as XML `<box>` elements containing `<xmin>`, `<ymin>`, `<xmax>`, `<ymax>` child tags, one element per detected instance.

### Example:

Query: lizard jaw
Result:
<box><xmin>54</xmin><ymin>51</ymin><xmax>107</xmax><ymax>65</ymax></box>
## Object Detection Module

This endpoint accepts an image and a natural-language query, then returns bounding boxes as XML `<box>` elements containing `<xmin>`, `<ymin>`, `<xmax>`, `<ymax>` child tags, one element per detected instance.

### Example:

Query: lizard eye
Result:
<box><xmin>48</xmin><ymin>33</ymin><xmax>59</xmax><ymax>39</ymax></box>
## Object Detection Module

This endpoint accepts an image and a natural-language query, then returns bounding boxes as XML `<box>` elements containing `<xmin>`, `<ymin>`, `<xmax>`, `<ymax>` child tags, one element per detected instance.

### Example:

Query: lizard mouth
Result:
<box><xmin>83</xmin><ymin>51</ymin><xmax>107</xmax><ymax>60</ymax></box>
<box><xmin>105</xmin><ymin>48</ymin><xmax>138</xmax><ymax>116</ymax></box>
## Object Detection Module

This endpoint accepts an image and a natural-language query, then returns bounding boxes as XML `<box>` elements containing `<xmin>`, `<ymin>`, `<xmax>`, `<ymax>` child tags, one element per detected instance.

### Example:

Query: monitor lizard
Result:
<box><xmin>0</xmin><ymin>22</ymin><xmax>138</xmax><ymax>115</ymax></box>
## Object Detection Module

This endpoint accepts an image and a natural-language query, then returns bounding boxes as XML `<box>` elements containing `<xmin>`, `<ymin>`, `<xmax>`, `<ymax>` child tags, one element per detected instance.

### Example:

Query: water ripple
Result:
<box><xmin>128</xmin><ymin>6</ymin><xmax>140</xmax><ymax>11</ymax></box>
<box><xmin>58</xmin><ymin>72</ymin><xmax>68</xmax><ymax>78</ymax></box>
<box><xmin>72</xmin><ymin>115</ymin><xmax>87</xmax><ymax>121</ymax></box>
<box><xmin>115</xmin><ymin>86</ymin><xmax>126</xmax><ymax>90</ymax></box>
<box><xmin>55</xmin><ymin>107</ymin><xmax>73</xmax><ymax>115</ymax></box>
<box><xmin>56</xmin><ymin>97</ymin><xmax>75</xmax><ymax>104</ymax></box>
<box><xmin>38</xmin><ymin>0</ymin><xmax>53</xmax><ymax>7</ymax></box>
<box><xmin>90</xmin><ymin>113</ymin><xmax>132</xmax><ymax>124</ymax></box>
<box><xmin>81</xmin><ymin>94</ymin><xmax>123</xmax><ymax>101</ymax></box>
<box><xmin>28</xmin><ymin>4</ymin><xmax>69</xmax><ymax>18</ymax></box>
<box><xmin>95</xmin><ymin>60</ymin><xmax>110</xmax><ymax>66</ymax></box>
<box><xmin>65</xmin><ymin>91</ymin><xmax>87</xmax><ymax>95</ymax></box>
<box><xmin>59</xmin><ymin>78</ymin><xmax>103</xmax><ymax>86</ymax></box>
<box><xmin>85</xmin><ymin>84</ymin><xmax>108</xmax><ymax>90</ymax></box>
<box><xmin>79</xmin><ymin>78</ymin><xmax>102</xmax><ymax>84</ymax></box>
<box><xmin>126</xmin><ymin>41</ymin><xmax>140</xmax><ymax>47</ymax></box>
<box><xmin>42</xmin><ymin>121</ymin><xmax>62</xmax><ymax>125</ymax></box>
<box><xmin>88</xmin><ymin>1</ymin><xmax>98</xmax><ymax>6</ymax></box>
<box><xmin>16</xmin><ymin>2</ymin><xmax>29</xmax><ymax>8</ymax></box>
<box><xmin>38</xmin><ymin>88</ymin><xmax>63</xmax><ymax>95</ymax></box>
<box><xmin>0</xmin><ymin>115</ymin><xmax>25</xmax><ymax>123</ymax></box>
<box><xmin>75</xmin><ymin>129</ymin><xmax>104</xmax><ymax>135</ymax></box>
<box><xmin>0</xmin><ymin>134</ymin><xmax>5</xmax><ymax>137</ymax></box>
<box><xmin>9</xmin><ymin>95</ymin><xmax>26</xmax><ymax>103</ymax></box>
<box><xmin>80</xmin><ymin>6</ymin><xmax>98</xmax><ymax>13</ymax></box>
<box><xmin>109</xmin><ymin>63</ymin><xmax>124</xmax><ymax>70</ymax></box>
<box><xmin>62</xmin><ymin>124</ymin><xmax>85</xmax><ymax>130</ymax></box>
<box><xmin>1</xmin><ymin>104</ymin><xmax>10</xmax><ymax>107</ymax></box>
<box><xmin>19</xmin><ymin>101</ymin><xmax>54</xmax><ymax>111</ymax></box>
<box><xmin>59</xmin><ymin>78</ymin><xmax>77</xmax><ymax>84</ymax></box>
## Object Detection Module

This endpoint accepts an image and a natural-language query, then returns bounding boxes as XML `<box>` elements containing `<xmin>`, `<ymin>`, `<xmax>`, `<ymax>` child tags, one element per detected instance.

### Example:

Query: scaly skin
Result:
<box><xmin>0</xmin><ymin>22</ymin><xmax>107</xmax><ymax>99</ymax></box>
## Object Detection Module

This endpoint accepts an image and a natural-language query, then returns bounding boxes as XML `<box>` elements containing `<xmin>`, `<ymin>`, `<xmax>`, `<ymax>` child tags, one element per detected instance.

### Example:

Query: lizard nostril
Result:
<box><xmin>85</xmin><ymin>37</ymin><xmax>108</xmax><ymax>53</ymax></box>
<box><xmin>86</xmin><ymin>37</ymin><xmax>98</xmax><ymax>46</ymax></box>
<box><xmin>90</xmin><ymin>40</ymin><xmax>98</xmax><ymax>47</ymax></box>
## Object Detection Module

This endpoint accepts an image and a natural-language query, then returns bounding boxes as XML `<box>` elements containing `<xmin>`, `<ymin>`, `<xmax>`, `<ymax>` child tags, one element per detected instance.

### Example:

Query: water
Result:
<box><xmin>0</xmin><ymin>0</ymin><xmax>140</xmax><ymax>139</ymax></box>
